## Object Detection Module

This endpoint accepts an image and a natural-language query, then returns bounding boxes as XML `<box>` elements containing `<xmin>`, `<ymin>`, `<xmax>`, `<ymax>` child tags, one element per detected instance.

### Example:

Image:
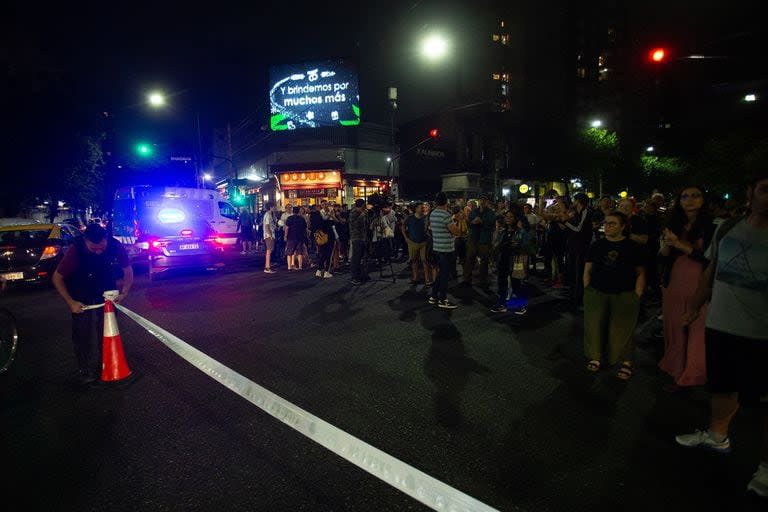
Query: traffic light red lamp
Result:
<box><xmin>649</xmin><ymin>48</ymin><xmax>667</xmax><ymax>63</ymax></box>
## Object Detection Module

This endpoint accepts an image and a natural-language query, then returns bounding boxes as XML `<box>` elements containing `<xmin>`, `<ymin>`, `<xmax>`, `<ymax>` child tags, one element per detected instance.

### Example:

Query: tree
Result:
<box><xmin>693</xmin><ymin>133</ymin><xmax>768</xmax><ymax>197</ymax></box>
<box><xmin>638</xmin><ymin>154</ymin><xmax>688</xmax><ymax>192</ymax></box>
<box><xmin>570</xmin><ymin>127</ymin><xmax>619</xmax><ymax>196</ymax></box>
<box><xmin>60</xmin><ymin>133</ymin><xmax>106</xmax><ymax>216</ymax></box>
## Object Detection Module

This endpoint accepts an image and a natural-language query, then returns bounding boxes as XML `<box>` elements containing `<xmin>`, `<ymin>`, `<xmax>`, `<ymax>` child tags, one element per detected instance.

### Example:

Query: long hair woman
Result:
<box><xmin>658</xmin><ymin>185</ymin><xmax>715</xmax><ymax>391</ymax></box>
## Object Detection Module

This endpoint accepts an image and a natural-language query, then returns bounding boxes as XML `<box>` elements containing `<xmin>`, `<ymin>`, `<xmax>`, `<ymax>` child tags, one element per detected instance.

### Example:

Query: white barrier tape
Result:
<box><xmin>114</xmin><ymin>303</ymin><xmax>502</xmax><ymax>512</ymax></box>
<box><xmin>81</xmin><ymin>303</ymin><xmax>104</xmax><ymax>311</ymax></box>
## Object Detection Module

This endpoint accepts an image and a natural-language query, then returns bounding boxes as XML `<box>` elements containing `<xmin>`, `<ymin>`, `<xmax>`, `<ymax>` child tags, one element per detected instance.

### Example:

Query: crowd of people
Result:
<box><xmin>49</xmin><ymin>170</ymin><xmax>766</xmax><ymax>496</ymax></box>
<box><xmin>230</xmin><ymin>173</ymin><xmax>767</xmax><ymax>497</ymax></box>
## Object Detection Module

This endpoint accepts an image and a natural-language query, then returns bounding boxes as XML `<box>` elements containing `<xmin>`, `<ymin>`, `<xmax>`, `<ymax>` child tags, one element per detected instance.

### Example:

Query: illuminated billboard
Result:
<box><xmin>269</xmin><ymin>59</ymin><xmax>361</xmax><ymax>131</ymax></box>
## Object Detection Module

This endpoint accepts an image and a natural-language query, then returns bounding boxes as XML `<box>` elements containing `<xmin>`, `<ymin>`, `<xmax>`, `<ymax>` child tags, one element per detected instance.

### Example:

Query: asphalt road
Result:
<box><xmin>1</xmin><ymin>254</ymin><xmax>765</xmax><ymax>511</ymax></box>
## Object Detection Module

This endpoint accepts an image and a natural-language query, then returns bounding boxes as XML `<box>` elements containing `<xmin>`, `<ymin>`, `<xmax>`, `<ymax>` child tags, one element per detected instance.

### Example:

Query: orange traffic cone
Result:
<box><xmin>101</xmin><ymin>300</ymin><xmax>132</xmax><ymax>382</ymax></box>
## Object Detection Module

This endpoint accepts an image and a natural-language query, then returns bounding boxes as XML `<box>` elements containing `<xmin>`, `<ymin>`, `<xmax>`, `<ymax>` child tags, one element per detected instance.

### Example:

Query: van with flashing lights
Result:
<box><xmin>112</xmin><ymin>186</ymin><xmax>240</xmax><ymax>280</ymax></box>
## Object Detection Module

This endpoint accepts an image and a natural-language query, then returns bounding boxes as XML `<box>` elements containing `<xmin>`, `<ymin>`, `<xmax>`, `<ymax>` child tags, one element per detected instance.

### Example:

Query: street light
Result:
<box><xmin>646</xmin><ymin>146</ymin><xmax>655</xmax><ymax>152</ymax></box>
<box><xmin>744</xmin><ymin>93</ymin><xmax>757</xmax><ymax>102</ymax></box>
<box><xmin>421</xmin><ymin>34</ymin><xmax>449</xmax><ymax>60</ymax></box>
<box><xmin>590</xmin><ymin>119</ymin><xmax>603</xmax><ymax>128</ymax></box>
<box><xmin>203</xmin><ymin>173</ymin><xmax>212</xmax><ymax>181</ymax></box>
<box><xmin>147</xmin><ymin>91</ymin><xmax>166</xmax><ymax>108</ymax></box>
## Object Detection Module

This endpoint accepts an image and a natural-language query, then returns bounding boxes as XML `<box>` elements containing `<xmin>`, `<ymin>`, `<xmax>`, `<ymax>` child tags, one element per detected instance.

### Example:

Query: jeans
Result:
<box><xmin>350</xmin><ymin>240</ymin><xmax>368</xmax><ymax>280</ymax></box>
<box><xmin>464</xmin><ymin>241</ymin><xmax>490</xmax><ymax>283</ymax></box>
<box><xmin>431</xmin><ymin>251</ymin><xmax>454</xmax><ymax>301</ymax></box>
<box><xmin>72</xmin><ymin>309</ymin><xmax>104</xmax><ymax>376</ymax></box>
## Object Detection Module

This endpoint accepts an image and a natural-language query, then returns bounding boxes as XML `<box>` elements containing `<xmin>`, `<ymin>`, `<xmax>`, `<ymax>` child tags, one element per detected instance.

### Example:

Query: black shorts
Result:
<box><xmin>239</xmin><ymin>228</ymin><xmax>254</xmax><ymax>241</ymax></box>
<box><xmin>706</xmin><ymin>328</ymin><xmax>768</xmax><ymax>407</ymax></box>
<box><xmin>285</xmin><ymin>240</ymin><xmax>306</xmax><ymax>256</ymax></box>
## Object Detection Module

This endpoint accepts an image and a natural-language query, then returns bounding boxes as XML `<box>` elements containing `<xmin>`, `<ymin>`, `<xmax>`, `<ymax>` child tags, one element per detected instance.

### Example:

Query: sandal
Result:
<box><xmin>586</xmin><ymin>360</ymin><xmax>601</xmax><ymax>372</ymax></box>
<box><xmin>616</xmin><ymin>362</ymin><xmax>634</xmax><ymax>380</ymax></box>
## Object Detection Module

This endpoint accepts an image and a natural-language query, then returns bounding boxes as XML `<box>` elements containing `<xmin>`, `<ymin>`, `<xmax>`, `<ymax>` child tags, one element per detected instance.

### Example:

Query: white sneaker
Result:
<box><xmin>747</xmin><ymin>463</ymin><xmax>768</xmax><ymax>497</ymax></box>
<box><xmin>315</xmin><ymin>270</ymin><xmax>323</xmax><ymax>277</ymax></box>
<box><xmin>675</xmin><ymin>429</ymin><xmax>731</xmax><ymax>454</ymax></box>
<box><xmin>323</xmin><ymin>272</ymin><xmax>333</xmax><ymax>278</ymax></box>
<box><xmin>240</xmin><ymin>251</ymin><xmax>247</xmax><ymax>255</ymax></box>
<box><xmin>263</xmin><ymin>268</ymin><xmax>276</xmax><ymax>274</ymax></box>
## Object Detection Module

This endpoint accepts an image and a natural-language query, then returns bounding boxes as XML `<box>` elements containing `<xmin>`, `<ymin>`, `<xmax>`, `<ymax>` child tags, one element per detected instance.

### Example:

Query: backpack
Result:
<box><xmin>314</xmin><ymin>229</ymin><xmax>329</xmax><ymax>246</ymax></box>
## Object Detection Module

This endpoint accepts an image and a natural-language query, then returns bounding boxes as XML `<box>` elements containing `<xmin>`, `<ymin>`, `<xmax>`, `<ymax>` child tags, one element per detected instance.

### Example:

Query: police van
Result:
<box><xmin>112</xmin><ymin>186</ymin><xmax>240</xmax><ymax>279</ymax></box>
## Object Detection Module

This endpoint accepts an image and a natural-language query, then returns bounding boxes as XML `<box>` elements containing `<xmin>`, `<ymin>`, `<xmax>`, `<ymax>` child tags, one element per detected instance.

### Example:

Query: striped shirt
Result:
<box><xmin>429</xmin><ymin>208</ymin><xmax>454</xmax><ymax>253</ymax></box>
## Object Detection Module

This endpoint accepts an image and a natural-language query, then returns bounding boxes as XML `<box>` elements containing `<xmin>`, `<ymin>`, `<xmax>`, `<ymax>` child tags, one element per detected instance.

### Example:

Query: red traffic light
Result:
<box><xmin>429</xmin><ymin>128</ymin><xmax>439</xmax><ymax>138</ymax></box>
<box><xmin>649</xmin><ymin>47</ymin><xmax>667</xmax><ymax>63</ymax></box>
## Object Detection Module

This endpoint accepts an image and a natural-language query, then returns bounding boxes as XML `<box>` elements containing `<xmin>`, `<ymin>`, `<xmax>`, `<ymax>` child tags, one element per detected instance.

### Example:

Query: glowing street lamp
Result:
<box><xmin>421</xmin><ymin>34</ymin><xmax>449</xmax><ymax>60</ymax></box>
<box><xmin>646</xmin><ymin>146</ymin><xmax>655</xmax><ymax>152</ymax></box>
<box><xmin>590</xmin><ymin>119</ymin><xmax>603</xmax><ymax>128</ymax></box>
<box><xmin>203</xmin><ymin>173</ymin><xmax>212</xmax><ymax>181</ymax></box>
<box><xmin>147</xmin><ymin>91</ymin><xmax>166</xmax><ymax>108</ymax></box>
<box><xmin>744</xmin><ymin>93</ymin><xmax>757</xmax><ymax>102</ymax></box>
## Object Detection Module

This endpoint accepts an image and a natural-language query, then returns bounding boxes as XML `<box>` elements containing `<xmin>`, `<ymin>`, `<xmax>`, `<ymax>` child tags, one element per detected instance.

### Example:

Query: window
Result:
<box><xmin>501</xmin><ymin>34</ymin><xmax>509</xmax><ymax>45</ymax></box>
<box><xmin>492</xmin><ymin>73</ymin><xmax>501</xmax><ymax>80</ymax></box>
<box><xmin>492</xmin><ymin>34</ymin><xmax>500</xmax><ymax>42</ymax></box>
<box><xmin>218</xmin><ymin>201</ymin><xmax>238</xmax><ymax>220</ymax></box>
<box><xmin>577</xmin><ymin>67</ymin><xmax>586</xmax><ymax>78</ymax></box>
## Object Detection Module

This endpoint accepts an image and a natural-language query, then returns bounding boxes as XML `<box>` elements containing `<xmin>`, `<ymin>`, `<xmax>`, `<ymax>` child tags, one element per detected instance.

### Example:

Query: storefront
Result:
<box><xmin>275</xmin><ymin>169</ymin><xmax>344</xmax><ymax>206</ymax></box>
<box><xmin>347</xmin><ymin>175</ymin><xmax>393</xmax><ymax>203</ymax></box>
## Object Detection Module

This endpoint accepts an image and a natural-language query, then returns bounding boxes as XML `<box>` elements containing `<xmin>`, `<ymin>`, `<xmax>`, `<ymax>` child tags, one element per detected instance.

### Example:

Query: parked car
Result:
<box><xmin>0</xmin><ymin>218</ymin><xmax>41</xmax><ymax>227</ymax></box>
<box><xmin>0</xmin><ymin>223</ymin><xmax>81</xmax><ymax>285</ymax></box>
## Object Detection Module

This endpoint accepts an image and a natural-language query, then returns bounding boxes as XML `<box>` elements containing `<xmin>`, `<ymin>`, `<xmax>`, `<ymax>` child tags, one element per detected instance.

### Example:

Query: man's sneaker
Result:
<box><xmin>675</xmin><ymin>429</ymin><xmax>731</xmax><ymax>454</ymax></box>
<box><xmin>315</xmin><ymin>270</ymin><xmax>323</xmax><ymax>277</ymax></box>
<box><xmin>490</xmin><ymin>305</ymin><xmax>507</xmax><ymax>313</ymax></box>
<box><xmin>427</xmin><ymin>296</ymin><xmax>437</xmax><ymax>305</ymax></box>
<box><xmin>514</xmin><ymin>307</ymin><xmax>528</xmax><ymax>316</ymax></box>
<box><xmin>240</xmin><ymin>250</ymin><xmax>247</xmax><ymax>255</ymax></box>
<box><xmin>438</xmin><ymin>299</ymin><xmax>458</xmax><ymax>309</ymax></box>
<box><xmin>350</xmin><ymin>279</ymin><xmax>362</xmax><ymax>285</ymax></box>
<box><xmin>323</xmin><ymin>271</ymin><xmax>333</xmax><ymax>278</ymax></box>
<box><xmin>747</xmin><ymin>463</ymin><xmax>768</xmax><ymax>497</ymax></box>
<box><xmin>264</xmin><ymin>268</ymin><xmax>276</xmax><ymax>274</ymax></box>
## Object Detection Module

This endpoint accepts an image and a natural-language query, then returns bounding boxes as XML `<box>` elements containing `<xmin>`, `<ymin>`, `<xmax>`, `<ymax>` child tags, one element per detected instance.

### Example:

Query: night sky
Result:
<box><xmin>4</xmin><ymin>0</ymin><xmax>763</xmax><ymax>167</ymax></box>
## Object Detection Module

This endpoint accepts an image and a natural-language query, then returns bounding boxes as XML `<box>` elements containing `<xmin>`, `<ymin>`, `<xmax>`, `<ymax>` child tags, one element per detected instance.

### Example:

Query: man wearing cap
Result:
<box><xmin>52</xmin><ymin>224</ymin><xmax>133</xmax><ymax>386</ymax></box>
<box><xmin>464</xmin><ymin>194</ymin><xmax>496</xmax><ymax>286</ymax></box>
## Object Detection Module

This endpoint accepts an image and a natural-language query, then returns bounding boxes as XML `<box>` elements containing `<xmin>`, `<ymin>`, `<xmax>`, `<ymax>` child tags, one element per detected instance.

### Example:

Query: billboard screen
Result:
<box><xmin>269</xmin><ymin>59</ymin><xmax>360</xmax><ymax>131</ymax></box>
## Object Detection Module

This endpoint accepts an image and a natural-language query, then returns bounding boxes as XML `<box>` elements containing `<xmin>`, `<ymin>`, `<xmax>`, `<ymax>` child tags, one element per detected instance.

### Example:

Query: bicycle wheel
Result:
<box><xmin>0</xmin><ymin>308</ymin><xmax>19</xmax><ymax>374</ymax></box>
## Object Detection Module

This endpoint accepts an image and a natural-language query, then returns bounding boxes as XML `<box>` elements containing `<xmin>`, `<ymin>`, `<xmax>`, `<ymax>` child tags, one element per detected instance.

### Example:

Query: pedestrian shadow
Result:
<box><xmin>424</xmin><ymin>322</ymin><xmax>490</xmax><ymax>430</ymax></box>
<box><xmin>491</xmin><ymin>377</ymin><xmax>618</xmax><ymax>507</ymax></box>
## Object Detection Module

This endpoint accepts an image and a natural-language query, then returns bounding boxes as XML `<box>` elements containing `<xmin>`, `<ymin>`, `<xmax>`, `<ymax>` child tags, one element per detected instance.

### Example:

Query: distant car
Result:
<box><xmin>89</xmin><ymin>218</ymin><xmax>105</xmax><ymax>227</ymax></box>
<box><xmin>0</xmin><ymin>218</ymin><xmax>42</xmax><ymax>227</ymax></box>
<box><xmin>0</xmin><ymin>223</ymin><xmax>82</xmax><ymax>285</ymax></box>
<box><xmin>61</xmin><ymin>218</ymin><xmax>86</xmax><ymax>231</ymax></box>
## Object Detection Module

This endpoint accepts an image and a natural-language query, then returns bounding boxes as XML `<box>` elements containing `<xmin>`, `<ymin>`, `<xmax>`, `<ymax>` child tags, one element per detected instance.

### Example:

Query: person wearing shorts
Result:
<box><xmin>675</xmin><ymin>174</ymin><xmax>768</xmax><ymax>498</ymax></box>
<box><xmin>284</xmin><ymin>206</ymin><xmax>307</xmax><ymax>271</ymax></box>
<box><xmin>262</xmin><ymin>202</ymin><xmax>277</xmax><ymax>273</ymax></box>
<box><xmin>403</xmin><ymin>203</ymin><xmax>429</xmax><ymax>285</ymax></box>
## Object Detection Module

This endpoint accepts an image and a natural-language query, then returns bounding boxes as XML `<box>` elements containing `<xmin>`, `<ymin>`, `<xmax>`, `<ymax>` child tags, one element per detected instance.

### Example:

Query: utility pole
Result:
<box><xmin>227</xmin><ymin>122</ymin><xmax>236</xmax><ymax>179</ymax></box>
<box><xmin>387</xmin><ymin>87</ymin><xmax>397</xmax><ymax>179</ymax></box>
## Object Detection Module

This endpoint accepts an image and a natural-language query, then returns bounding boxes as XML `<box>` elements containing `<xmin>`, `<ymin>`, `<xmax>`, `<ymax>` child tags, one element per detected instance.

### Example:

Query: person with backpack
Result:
<box><xmin>675</xmin><ymin>173</ymin><xmax>768</xmax><ymax>498</ymax></box>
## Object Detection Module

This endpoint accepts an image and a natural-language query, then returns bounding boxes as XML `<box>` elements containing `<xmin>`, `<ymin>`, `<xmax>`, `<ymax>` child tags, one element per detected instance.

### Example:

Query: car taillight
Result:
<box><xmin>180</xmin><ymin>229</ymin><xmax>193</xmax><ymax>236</ymax></box>
<box><xmin>214</xmin><ymin>236</ymin><xmax>226</xmax><ymax>244</ymax></box>
<box><xmin>40</xmin><ymin>246</ymin><xmax>60</xmax><ymax>260</ymax></box>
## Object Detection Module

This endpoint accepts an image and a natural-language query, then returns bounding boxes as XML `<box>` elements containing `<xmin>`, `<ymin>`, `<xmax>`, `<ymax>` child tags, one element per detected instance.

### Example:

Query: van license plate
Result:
<box><xmin>1</xmin><ymin>272</ymin><xmax>24</xmax><ymax>281</ymax></box>
<box><xmin>179</xmin><ymin>243</ymin><xmax>199</xmax><ymax>250</ymax></box>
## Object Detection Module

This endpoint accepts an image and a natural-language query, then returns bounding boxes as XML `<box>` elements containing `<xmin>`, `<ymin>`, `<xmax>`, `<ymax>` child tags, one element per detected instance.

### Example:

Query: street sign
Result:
<box><xmin>170</xmin><ymin>156</ymin><xmax>192</xmax><ymax>162</ymax></box>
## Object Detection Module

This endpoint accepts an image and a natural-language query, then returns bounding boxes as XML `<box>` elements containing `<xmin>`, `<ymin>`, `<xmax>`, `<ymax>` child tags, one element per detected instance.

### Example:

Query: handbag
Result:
<box><xmin>314</xmin><ymin>230</ymin><xmax>329</xmax><ymax>246</ymax></box>
<box><xmin>511</xmin><ymin>254</ymin><xmax>528</xmax><ymax>279</ymax></box>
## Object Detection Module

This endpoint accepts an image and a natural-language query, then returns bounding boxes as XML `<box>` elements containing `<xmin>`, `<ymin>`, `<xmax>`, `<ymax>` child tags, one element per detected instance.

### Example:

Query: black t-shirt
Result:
<box><xmin>628</xmin><ymin>214</ymin><xmax>648</xmax><ymax>237</ymax></box>
<box><xmin>285</xmin><ymin>214</ymin><xmax>307</xmax><ymax>243</ymax></box>
<box><xmin>586</xmin><ymin>237</ymin><xmax>643</xmax><ymax>294</ymax></box>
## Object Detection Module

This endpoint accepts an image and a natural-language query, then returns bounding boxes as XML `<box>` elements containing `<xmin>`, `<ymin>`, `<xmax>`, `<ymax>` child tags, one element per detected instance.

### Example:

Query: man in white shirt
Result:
<box><xmin>262</xmin><ymin>202</ymin><xmax>277</xmax><ymax>273</ymax></box>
